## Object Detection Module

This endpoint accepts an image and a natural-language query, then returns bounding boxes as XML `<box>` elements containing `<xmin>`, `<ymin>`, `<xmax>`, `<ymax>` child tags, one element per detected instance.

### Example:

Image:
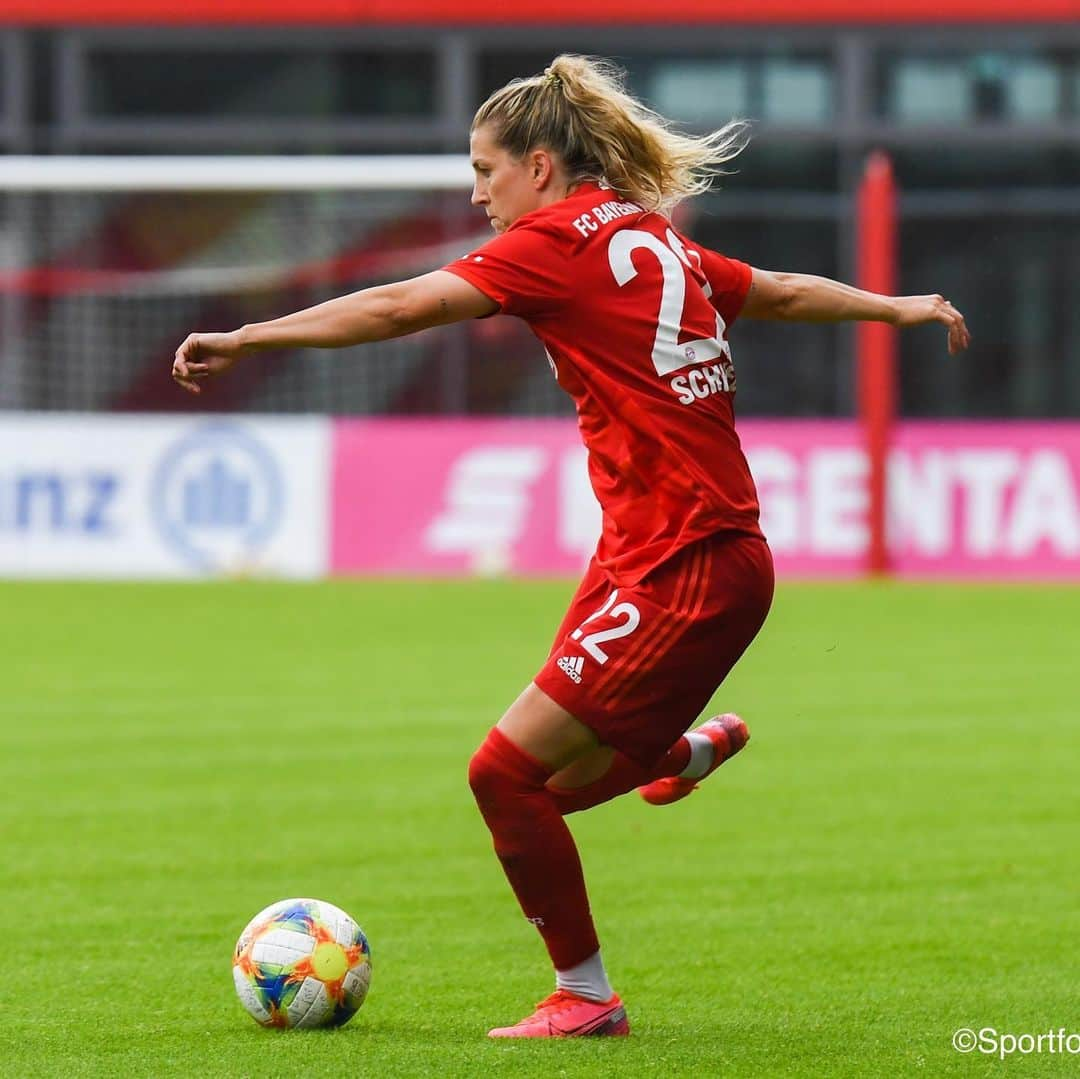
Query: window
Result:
<box><xmin>647</xmin><ymin>54</ymin><xmax>833</xmax><ymax>128</ymax></box>
<box><xmin>882</xmin><ymin>51</ymin><xmax>1065</xmax><ymax>124</ymax></box>
<box><xmin>649</xmin><ymin>60</ymin><xmax>749</xmax><ymax>124</ymax></box>
<box><xmin>892</xmin><ymin>59</ymin><xmax>970</xmax><ymax>124</ymax></box>
<box><xmin>761</xmin><ymin>59</ymin><xmax>831</xmax><ymax>124</ymax></box>
<box><xmin>1006</xmin><ymin>58</ymin><xmax>1059</xmax><ymax>119</ymax></box>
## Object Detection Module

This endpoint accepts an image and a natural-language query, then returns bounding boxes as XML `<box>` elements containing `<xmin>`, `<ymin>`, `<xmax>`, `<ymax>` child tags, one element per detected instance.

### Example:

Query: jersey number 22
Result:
<box><xmin>608</xmin><ymin>228</ymin><xmax>732</xmax><ymax>378</ymax></box>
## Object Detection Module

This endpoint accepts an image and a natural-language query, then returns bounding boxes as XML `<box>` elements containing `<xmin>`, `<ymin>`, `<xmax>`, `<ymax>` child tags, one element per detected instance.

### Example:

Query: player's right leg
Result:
<box><xmin>486</xmin><ymin>989</ymin><xmax>629</xmax><ymax>1038</ymax></box>
<box><xmin>468</xmin><ymin>683</ymin><xmax>629</xmax><ymax>1038</ymax></box>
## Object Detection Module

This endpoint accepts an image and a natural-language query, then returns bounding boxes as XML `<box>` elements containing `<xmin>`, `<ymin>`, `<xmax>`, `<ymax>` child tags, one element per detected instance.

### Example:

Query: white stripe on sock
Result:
<box><xmin>555</xmin><ymin>949</ymin><xmax>613</xmax><ymax>1003</ymax></box>
<box><xmin>679</xmin><ymin>731</ymin><xmax>715</xmax><ymax>779</ymax></box>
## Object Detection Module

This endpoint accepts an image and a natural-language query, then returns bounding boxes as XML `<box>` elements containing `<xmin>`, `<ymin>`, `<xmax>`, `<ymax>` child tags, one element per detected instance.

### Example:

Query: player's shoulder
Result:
<box><xmin>510</xmin><ymin>182</ymin><xmax>657</xmax><ymax>251</ymax></box>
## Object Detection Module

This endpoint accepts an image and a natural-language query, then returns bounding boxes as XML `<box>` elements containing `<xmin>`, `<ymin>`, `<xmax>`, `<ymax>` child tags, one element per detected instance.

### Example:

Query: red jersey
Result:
<box><xmin>444</xmin><ymin>181</ymin><xmax>763</xmax><ymax>585</ymax></box>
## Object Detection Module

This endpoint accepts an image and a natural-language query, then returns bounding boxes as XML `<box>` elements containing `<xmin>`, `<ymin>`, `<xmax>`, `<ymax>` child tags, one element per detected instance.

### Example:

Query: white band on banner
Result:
<box><xmin>0</xmin><ymin>156</ymin><xmax>474</xmax><ymax>192</ymax></box>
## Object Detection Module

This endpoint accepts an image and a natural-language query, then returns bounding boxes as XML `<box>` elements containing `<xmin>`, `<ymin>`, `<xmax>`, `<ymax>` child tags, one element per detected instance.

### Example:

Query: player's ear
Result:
<box><xmin>530</xmin><ymin>149</ymin><xmax>554</xmax><ymax>189</ymax></box>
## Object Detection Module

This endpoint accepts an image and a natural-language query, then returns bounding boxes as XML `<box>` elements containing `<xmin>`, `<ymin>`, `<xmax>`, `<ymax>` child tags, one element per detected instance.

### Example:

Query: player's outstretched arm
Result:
<box><xmin>172</xmin><ymin>270</ymin><xmax>497</xmax><ymax>395</ymax></box>
<box><xmin>741</xmin><ymin>267</ymin><xmax>971</xmax><ymax>355</ymax></box>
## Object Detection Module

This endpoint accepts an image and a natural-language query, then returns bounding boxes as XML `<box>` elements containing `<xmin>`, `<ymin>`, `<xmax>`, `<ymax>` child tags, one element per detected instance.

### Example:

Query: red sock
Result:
<box><xmin>546</xmin><ymin>738</ymin><xmax>693</xmax><ymax>815</ymax></box>
<box><xmin>468</xmin><ymin>727</ymin><xmax>600</xmax><ymax>971</ymax></box>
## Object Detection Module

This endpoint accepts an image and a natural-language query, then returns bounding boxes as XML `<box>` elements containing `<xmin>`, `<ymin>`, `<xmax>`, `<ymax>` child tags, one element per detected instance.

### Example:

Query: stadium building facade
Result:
<box><xmin>0</xmin><ymin>1</ymin><xmax>1077</xmax><ymax>419</ymax></box>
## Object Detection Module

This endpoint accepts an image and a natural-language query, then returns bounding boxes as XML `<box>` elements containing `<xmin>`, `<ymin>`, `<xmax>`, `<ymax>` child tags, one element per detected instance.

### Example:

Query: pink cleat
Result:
<box><xmin>638</xmin><ymin>713</ymin><xmax>749</xmax><ymax>806</ymax></box>
<box><xmin>487</xmin><ymin>990</ymin><xmax>630</xmax><ymax>1038</ymax></box>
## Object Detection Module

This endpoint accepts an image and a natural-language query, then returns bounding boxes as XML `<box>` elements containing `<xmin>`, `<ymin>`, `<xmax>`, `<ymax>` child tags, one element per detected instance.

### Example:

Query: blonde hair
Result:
<box><xmin>472</xmin><ymin>54</ymin><xmax>750</xmax><ymax>215</ymax></box>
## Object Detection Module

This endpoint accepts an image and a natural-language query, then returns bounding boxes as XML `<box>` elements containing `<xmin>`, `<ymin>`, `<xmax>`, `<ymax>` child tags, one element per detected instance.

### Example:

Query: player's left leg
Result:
<box><xmin>636</xmin><ymin>713</ymin><xmax>749</xmax><ymax>805</ymax></box>
<box><xmin>544</xmin><ymin>742</ymin><xmax>686</xmax><ymax>812</ymax></box>
<box><xmin>546</xmin><ymin>714</ymin><xmax>749</xmax><ymax>814</ymax></box>
<box><xmin>468</xmin><ymin>683</ymin><xmax>628</xmax><ymax>1038</ymax></box>
<box><xmin>536</xmin><ymin>534</ymin><xmax>773</xmax><ymax>817</ymax></box>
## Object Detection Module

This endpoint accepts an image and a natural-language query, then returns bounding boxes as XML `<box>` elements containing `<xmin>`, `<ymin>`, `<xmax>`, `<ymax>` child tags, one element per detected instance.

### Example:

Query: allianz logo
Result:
<box><xmin>179</xmin><ymin>455</ymin><xmax>254</xmax><ymax>529</ymax></box>
<box><xmin>152</xmin><ymin>422</ymin><xmax>283</xmax><ymax>572</ymax></box>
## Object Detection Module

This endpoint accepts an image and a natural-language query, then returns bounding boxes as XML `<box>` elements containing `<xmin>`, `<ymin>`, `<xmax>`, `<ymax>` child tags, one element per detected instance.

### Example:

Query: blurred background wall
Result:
<box><xmin>1</xmin><ymin>0</ymin><xmax>1078</xmax><ymax>423</ymax></box>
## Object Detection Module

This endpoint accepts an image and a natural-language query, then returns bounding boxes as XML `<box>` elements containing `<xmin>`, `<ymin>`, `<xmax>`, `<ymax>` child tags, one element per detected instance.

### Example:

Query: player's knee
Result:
<box><xmin>468</xmin><ymin>731</ymin><xmax>509</xmax><ymax>806</ymax></box>
<box><xmin>467</xmin><ymin>744</ymin><xmax>494</xmax><ymax>803</ymax></box>
<box><xmin>468</xmin><ymin>727</ymin><xmax>541</xmax><ymax>808</ymax></box>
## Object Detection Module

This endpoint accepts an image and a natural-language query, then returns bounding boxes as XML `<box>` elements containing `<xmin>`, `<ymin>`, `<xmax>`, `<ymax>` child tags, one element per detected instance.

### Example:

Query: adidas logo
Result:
<box><xmin>557</xmin><ymin>655</ymin><xmax>584</xmax><ymax>683</ymax></box>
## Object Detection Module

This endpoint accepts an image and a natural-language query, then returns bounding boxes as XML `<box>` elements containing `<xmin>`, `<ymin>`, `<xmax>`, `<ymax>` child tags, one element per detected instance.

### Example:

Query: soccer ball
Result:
<box><xmin>232</xmin><ymin>897</ymin><xmax>372</xmax><ymax>1029</ymax></box>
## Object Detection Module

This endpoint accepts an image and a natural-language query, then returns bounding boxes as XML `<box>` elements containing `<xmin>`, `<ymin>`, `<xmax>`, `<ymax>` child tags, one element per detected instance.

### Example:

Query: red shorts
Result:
<box><xmin>534</xmin><ymin>533</ymin><xmax>774</xmax><ymax>767</ymax></box>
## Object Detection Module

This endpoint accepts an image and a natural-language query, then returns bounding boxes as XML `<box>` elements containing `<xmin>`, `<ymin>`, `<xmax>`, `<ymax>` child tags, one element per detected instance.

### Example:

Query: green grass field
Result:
<box><xmin>2</xmin><ymin>579</ymin><xmax>1077</xmax><ymax>1077</ymax></box>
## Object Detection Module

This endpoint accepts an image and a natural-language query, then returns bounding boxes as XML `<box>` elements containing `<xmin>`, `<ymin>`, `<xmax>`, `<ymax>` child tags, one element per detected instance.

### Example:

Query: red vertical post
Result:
<box><xmin>856</xmin><ymin>152</ymin><xmax>898</xmax><ymax>577</ymax></box>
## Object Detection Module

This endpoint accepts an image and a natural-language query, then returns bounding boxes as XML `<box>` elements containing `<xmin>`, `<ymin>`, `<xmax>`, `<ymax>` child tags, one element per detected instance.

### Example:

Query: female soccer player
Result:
<box><xmin>173</xmin><ymin>55</ymin><xmax>969</xmax><ymax>1039</ymax></box>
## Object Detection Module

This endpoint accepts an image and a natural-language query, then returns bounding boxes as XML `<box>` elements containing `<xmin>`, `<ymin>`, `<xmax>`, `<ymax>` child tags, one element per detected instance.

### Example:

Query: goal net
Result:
<box><xmin>0</xmin><ymin>155</ymin><xmax>565</xmax><ymax>416</ymax></box>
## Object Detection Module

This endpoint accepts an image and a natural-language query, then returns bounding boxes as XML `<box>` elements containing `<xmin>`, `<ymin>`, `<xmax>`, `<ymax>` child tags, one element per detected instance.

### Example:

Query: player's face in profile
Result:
<box><xmin>469</xmin><ymin>125</ymin><xmax>543</xmax><ymax>234</ymax></box>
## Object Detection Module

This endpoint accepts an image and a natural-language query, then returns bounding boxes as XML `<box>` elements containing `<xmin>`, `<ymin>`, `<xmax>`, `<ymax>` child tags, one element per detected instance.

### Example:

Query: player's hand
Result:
<box><xmin>172</xmin><ymin>330</ymin><xmax>250</xmax><ymax>395</ymax></box>
<box><xmin>891</xmin><ymin>295</ymin><xmax>971</xmax><ymax>355</ymax></box>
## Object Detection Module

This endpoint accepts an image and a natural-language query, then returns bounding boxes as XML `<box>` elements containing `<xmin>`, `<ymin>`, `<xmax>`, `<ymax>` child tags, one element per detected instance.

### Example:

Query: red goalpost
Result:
<box><xmin>856</xmin><ymin>151</ymin><xmax>898</xmax><ymax>576</ymax></box>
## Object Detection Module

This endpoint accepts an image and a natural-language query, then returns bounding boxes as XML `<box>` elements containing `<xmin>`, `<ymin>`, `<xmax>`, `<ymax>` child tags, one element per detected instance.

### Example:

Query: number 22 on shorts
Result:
<box><xmin>571</xmin><ymin>590</ymin><xmax>641</xmax><ymax>664</ymax></box>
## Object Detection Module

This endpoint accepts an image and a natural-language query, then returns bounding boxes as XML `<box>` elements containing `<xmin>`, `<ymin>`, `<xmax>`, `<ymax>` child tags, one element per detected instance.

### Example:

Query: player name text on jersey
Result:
<box><xmin>669</xmin><ymin>358</ymin><xmax>737</xmax><ymax>405</ymax></box>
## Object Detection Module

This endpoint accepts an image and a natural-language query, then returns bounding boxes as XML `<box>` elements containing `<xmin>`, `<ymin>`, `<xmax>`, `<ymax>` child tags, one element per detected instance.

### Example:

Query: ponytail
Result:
<box><xmin>472</xmin><ymin>54</ymin><xmax>749</xmax><ymax>214</ymax></box>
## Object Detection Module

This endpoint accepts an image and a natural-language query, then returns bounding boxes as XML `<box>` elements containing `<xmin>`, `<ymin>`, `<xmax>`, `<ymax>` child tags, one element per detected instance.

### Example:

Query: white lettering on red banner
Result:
<box><xmin>329</xmin><ymin>419</ymin><xmax>1080</xmax><ymax>579</ymax></box>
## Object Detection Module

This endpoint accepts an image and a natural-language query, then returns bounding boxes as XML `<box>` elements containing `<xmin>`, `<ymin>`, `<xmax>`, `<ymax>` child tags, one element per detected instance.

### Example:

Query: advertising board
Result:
<box><xmin>331</xmin><ymin>419</ymin><xmax>1080</xmax><ymax>579</ymax></box>
<box><xmin>0</xmin><ymin>415</ymin><xmax>329</xmax><ymax>578</ymax></box>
